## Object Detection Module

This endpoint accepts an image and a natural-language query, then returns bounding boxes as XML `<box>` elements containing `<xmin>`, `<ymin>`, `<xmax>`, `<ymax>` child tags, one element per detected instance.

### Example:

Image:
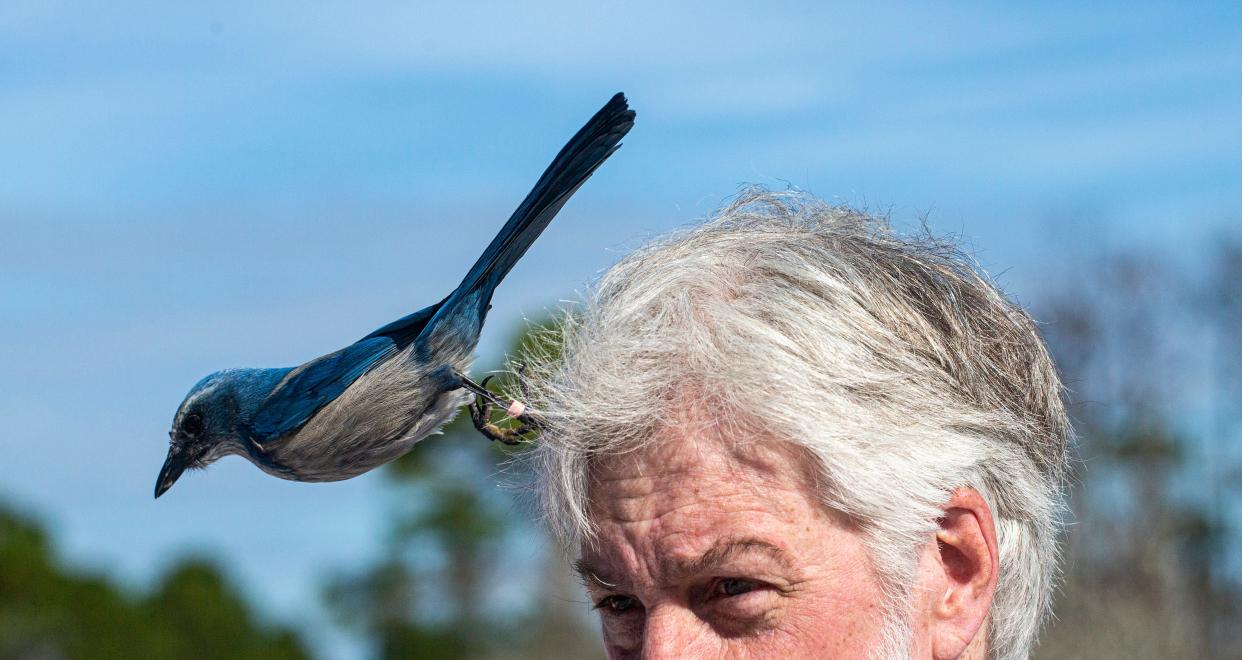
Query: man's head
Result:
<box><xmin>523</xmin><ymin>190</ymin><xmax>1070</xmax><ymax>659</ymax></box>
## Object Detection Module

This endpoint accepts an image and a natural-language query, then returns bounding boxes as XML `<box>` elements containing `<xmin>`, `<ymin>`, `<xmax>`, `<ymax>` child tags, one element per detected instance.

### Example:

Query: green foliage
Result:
<box><xmin>0</xmin><ymin>503</ymin><xmax>309</xmax><ymax>660</ymax></box>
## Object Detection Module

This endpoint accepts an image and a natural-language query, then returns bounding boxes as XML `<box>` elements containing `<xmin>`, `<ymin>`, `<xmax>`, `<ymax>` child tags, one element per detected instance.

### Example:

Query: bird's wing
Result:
<box><xmin>248</xmin><ymin>301</ymin><xmax>444</xmax><ymax>443</ymax></box>
<box><xmin>248</xmin><ymin>336</ymin><xmax>397</xmax><ymax>443</ymax></box>
<box><xmin>360</xmin><ymin>299</ymin><xmax>444</xmax><ymax>346</ymax></box>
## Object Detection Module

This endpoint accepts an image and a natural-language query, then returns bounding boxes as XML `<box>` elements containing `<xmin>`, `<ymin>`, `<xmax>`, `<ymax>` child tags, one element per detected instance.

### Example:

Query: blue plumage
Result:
<box><xmin>156</xmin><ymin>94</ymin><xmax>635</xmax><ymax>497</ymax></box>
<box><xmin>247</xmin><ymin>335</ymin><xmax>398</xmax><ymax>442</ymax></box>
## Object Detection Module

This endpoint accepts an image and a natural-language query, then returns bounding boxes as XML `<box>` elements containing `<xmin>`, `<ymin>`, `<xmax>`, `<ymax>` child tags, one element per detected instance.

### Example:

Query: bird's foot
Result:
<box><xmin>457</xmin><ymin>372</ymin><xmax>543</xmax><ymax>445</ymax></box>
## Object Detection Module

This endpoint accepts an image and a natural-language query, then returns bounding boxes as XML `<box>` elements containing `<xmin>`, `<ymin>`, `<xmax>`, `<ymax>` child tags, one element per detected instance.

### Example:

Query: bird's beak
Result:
<box><xmin>155</xmin><ymin>447</ymin><xmax>188</xmax><ymax>499</ymax></box>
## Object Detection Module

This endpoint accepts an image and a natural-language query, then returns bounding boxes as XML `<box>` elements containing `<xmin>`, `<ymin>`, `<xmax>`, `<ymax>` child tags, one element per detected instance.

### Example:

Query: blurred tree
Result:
<box><xmin>0</xmin><ymin>501</ymin><xmax>309</xmax><ymax>660</ymax></box>
<box><xmin>323</xmin><ymin>319</ymin><xmax>603</xmax><ymax>660</ymax></box>
<box><xmin>1034</xmin><ymin>236</ymin><xmax>1242</xmax><ymax>658</ymax></box>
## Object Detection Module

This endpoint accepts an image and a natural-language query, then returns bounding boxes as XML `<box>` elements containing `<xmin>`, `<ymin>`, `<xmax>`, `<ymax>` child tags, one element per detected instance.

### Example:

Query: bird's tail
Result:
<box><xmin>422</xmin><ymin>93</ymin><xmax>635</xmax><ymax>346</ymax></box>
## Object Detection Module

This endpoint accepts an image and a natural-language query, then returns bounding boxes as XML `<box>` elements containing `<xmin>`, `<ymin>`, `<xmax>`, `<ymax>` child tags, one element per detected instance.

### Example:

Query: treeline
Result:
<box><xmin>0</xmin><ymin>503</ymin><xmax>308</xmax><ymax>660</ymax></box>
<box><xmin>1034</xmin><ymin>236</ymin><xmax>1242</xmax><ymax>658</ymax></box>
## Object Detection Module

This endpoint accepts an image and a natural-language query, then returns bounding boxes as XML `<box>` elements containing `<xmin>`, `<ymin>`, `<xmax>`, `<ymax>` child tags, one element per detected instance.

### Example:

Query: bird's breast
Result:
<box><xmin>256</xmin><ymin>349</ymin><xmax>474</xmax><ymax>482</ymax></box>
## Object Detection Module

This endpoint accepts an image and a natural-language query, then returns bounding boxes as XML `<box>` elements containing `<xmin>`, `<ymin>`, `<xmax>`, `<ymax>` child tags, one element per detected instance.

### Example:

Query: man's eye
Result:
<box><xmin>715</xmin><ymin>578</ymin><xmax>758</xmax><ymax>597</ymax></box>
<box><xmin>594</xmin><ymin>595</ymin><xmax>639</xmax><ymax>613</ymax></box>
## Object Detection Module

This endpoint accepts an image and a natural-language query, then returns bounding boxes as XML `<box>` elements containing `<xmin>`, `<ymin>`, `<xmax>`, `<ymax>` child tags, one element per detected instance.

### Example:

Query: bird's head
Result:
<box><xmin>155</xmin><ymin>370</ymin><xmax>247</xmax><ymax>498</ymax></box>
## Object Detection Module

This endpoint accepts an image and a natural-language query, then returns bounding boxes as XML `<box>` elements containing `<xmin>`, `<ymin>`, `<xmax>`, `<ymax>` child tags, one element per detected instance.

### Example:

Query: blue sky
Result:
<box><xmin>2</xmin><ymin>1</ymin><xmax>1239</xmax><ymax>655</ymax></box>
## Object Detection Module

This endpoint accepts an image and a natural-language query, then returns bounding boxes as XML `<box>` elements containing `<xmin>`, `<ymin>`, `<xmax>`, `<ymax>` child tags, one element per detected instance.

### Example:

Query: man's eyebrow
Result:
<box><xmin>573</xmin><ymin>538</ymin><xmax>793</xmax><ymax>591</ymax></box>
<box><xmin>673</xmin><ymin>537</ymin><xmax>793</xmax><ymax>580</ymax></box>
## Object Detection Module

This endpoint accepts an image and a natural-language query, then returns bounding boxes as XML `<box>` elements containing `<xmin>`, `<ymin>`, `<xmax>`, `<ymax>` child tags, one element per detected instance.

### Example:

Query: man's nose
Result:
<box><xmin>641</xmin><ymin>604</ymin><xmax>710</xmax><ymax>659</ymax></box>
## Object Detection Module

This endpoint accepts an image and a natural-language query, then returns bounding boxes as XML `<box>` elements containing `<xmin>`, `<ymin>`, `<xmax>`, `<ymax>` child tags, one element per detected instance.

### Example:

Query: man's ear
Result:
<box><xmin>930</xmin><ymin>488</ymin><xmax>999</xmax><ymax>660</ymax></box>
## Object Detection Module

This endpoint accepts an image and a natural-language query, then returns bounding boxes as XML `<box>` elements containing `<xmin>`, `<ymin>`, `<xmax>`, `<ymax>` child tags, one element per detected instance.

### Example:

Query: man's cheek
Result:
<box><xmin>778</xmin><ymin>588</ymin><xmax>885</xmax><ymax>654</ymax></box>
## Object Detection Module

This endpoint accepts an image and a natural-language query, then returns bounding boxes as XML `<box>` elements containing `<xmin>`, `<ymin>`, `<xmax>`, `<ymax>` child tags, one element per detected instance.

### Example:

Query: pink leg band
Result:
<box><xmin>506</xmin><ymin>400</ymin><xmax>527</xmax><ymax>418</ymax></box>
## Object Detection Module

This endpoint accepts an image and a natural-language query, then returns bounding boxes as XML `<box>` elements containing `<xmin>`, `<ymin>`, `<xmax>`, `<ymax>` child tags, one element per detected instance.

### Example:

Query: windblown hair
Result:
<box><xmin>521</xmin><ymin>189</ymin><xmax>1070</xmax><ymax>660</ymax></box>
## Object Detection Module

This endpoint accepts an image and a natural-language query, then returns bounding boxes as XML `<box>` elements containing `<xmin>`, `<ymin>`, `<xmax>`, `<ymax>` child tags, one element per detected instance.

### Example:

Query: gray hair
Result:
<box><xmin>521</xmin><ymin>189</ymin><xmax>1070</xmax><ymax>660</ymax></box>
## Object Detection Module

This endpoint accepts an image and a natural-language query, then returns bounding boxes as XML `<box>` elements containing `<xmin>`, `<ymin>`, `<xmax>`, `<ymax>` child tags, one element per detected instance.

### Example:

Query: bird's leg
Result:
<box><xmin>456</xmin><ymin>372</ymin><xmax>544</xmax><ymax>445</ymax></box>
<box><xmin>457</xmin><ymin>372</ymin><xmax>509</xmax><ymax>408</ymax></box>
<box><xmin>466</xmin><ymin>376</ymin><xmax>521</xmax><ymax>445</ymax></box>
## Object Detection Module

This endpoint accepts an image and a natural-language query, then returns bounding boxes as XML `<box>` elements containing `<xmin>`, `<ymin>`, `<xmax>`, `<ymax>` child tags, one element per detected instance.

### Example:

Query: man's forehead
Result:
<box><xmin>579</xmin><ymin>429</ymin><xmax>839</xmax><ymax>581</ymax></box>
<box><xmin>585</xmin><ymin>427</ymin><xmax>824</xmax><ymax>513</ymax></box>
<box><xmin>586</xmin><ymin>438</ymin><xmax>772</xmax><ymax>524</ymax></box>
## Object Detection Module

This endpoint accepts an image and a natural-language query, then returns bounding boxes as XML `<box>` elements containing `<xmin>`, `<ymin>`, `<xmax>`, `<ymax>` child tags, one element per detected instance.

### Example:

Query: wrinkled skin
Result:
<box><xmin>578</xmin><ymin>429</ymin><xmax>996</xmax><ymax>659</ymax></box>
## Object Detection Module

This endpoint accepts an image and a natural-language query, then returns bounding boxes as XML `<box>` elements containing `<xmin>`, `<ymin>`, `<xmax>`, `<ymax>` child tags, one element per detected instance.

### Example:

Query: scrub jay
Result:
<box><xmin>155</xmin><ymin>93</ymin><xmax>634</xmax><ymax>498</ymax></box>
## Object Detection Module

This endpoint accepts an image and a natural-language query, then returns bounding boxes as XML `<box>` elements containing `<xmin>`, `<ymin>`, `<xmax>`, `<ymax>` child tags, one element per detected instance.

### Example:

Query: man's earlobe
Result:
<box><xmin>931</xmin><ymin>488</ymin><xmax>999</xmax><ymax>660</ymax></box>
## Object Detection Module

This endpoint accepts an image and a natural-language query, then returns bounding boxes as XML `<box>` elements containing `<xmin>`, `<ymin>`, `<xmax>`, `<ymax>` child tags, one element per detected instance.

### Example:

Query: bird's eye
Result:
<box><xmin>182</xmin><ymin>412</ymin><xmax>205</xmax><ymax>436</ymax></box>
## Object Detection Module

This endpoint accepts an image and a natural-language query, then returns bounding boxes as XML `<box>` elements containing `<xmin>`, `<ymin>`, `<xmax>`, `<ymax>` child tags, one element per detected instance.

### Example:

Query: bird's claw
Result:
<box><xmin>459</xmin><ymin>372</ymin><xmax>543</xmax><ymax>445</ymax></box>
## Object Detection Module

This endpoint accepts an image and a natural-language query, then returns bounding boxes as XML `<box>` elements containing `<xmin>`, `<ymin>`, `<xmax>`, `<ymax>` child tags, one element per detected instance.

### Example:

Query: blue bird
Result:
<box><xmin>155</xmin><ymin>93</ymin><xmax>635</xmax><ymax>498</ymax></box>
